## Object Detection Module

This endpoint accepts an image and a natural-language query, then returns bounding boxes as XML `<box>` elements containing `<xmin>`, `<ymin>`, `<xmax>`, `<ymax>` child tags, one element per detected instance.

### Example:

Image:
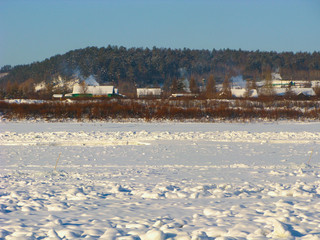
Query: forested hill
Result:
<box><xmin>1</xmin><ymin>46</ymin><xmax>320</xmax><ymax>90</ymax></box>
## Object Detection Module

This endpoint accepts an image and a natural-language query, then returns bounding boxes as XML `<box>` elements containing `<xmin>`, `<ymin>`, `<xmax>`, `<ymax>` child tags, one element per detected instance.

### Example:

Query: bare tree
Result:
<box><xmin>205</xmin><ymin>74</ymin><xmax>216</xmax><ymax>98</ymax></box>
<box><xmin>244</xmin><ymin>79</ymin><xmax>252</xmax><ymax>98</ymax></box>
<box><xmin>221</xmin><ymin>75</ymin><xmax>232</xmax><ymax>98</ymax></box>
<box><xmin>260</xmin><ymin>69</ymin><xmax>275</xmax><ymax>97</ymax></box>
<box><xmin>285</xmin><ymin>81</ymin><xmax>296</xmax><ymax>99</ymax></box>
<box><xmin>189</xmin><ymin>76</ymin><xmax>199</xmax><ymax>94</ymax></box>
<box><xmin>80</xmin><ymin>81</ymin><xmax>88</xmax><ymax>94</ymax></box>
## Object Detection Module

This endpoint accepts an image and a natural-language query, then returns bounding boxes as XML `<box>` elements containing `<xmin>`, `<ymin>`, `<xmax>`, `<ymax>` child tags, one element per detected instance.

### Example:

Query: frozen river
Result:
<box><xmin>1</xmin><ymin>121</ymin><xmax>320</xmax><ymax>239</ymax></box>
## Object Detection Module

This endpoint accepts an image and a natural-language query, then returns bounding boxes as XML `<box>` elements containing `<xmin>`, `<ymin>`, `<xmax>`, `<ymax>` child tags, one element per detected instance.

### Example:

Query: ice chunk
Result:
<box><xmin>268</xmin><ymin>219</ymin><xmax>292</xmax><ymax>238</ymax></box>
<box><xmin>141</xmin><ymin>229</ymin><xmax>165</xmax><ymax>240</ymax></box>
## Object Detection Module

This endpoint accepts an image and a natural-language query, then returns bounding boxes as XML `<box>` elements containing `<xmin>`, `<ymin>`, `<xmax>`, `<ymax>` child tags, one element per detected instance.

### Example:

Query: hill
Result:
<box><xmin>1</xmin><ymin>46</ymin><xmax>320</xmax><ymax>97</ymax></box>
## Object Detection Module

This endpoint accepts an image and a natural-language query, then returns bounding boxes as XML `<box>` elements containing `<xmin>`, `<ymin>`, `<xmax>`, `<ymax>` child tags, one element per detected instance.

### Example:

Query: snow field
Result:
<box><xmin>1</xmin><ymin>122</ymin><xmax>320</xmax><ymax>239</ymax></box>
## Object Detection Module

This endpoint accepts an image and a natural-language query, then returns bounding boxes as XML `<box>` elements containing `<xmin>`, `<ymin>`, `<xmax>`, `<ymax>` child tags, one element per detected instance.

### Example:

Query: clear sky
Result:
<box><xmin>1</xmin><ymin>0</ymin><xmax>319</xmax><ymax>67</ymax></box>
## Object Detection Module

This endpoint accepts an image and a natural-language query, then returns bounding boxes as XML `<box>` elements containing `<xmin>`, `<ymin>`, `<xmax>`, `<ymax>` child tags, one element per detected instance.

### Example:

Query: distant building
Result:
<box><xmin>273</xmin><ymin>88</ymin><xmax>316</xmax><ymax>97</ymax></box>
<box><xmin>0</xmin><ymin>72</ymin><xmax>8</xmax><ymax>79</ymax></box>
<box><xmin>270</xmin><ymin>72</ymin><xmax>319</xmax><ymax>88</ymax></box>
<box><xmin>271</xmin><ymin>80</ymin><xmax>313</xmax><ymax>88</ymax></box>
<box><xmin>72</xmin><ymin>84</ymin><xmax>118</xmax><ymax>96</ymax></box>
<box><xmin>137</xmin><ymin>88</ymin><xmax>162</xmax><ymax>98</ymax></box>
<box><xmin>52</xmin><ymin>94</ymin><xmax>63</xmax><ymax>99</ymax></box>
<box><xmin>170</xmin><ymin>93</ymin><xmax>198</xmax><ymax>98</ymax></box>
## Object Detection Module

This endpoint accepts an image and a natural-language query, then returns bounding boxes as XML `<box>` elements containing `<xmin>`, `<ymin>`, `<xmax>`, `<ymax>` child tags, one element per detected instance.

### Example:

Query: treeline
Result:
<box><xmin>1</xmin><ymin>99</ymin><xmax>320</xmax><ymax>121</ymax></box>
<box><xmin>1</xmin><ymin>46</ymin><xmax>320</xmax><ymax>96</ymax></box>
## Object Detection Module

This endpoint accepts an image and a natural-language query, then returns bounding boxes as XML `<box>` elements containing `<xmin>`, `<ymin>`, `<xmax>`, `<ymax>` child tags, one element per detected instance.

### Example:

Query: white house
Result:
<box><xmin>137</xmin><ymin>88</ymin><xmax>162</xmax><ymax>98</ymax></box>
<box><xmin>72</xmin><ymin>84</ymin><xmax>118</xmax><ymax>96</ymax></box>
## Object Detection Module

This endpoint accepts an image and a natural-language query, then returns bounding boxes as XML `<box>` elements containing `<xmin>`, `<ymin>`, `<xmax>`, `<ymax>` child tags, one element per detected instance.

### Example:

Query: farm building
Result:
<box><xmin>137</xmin><ymin>88</ymin><xmax>162</xmax><ymax>98</ymax></box>
<box><xmin>72</xmin><ymin>84</ymin><xmax>118</xmax><ymax>96</ymax></box>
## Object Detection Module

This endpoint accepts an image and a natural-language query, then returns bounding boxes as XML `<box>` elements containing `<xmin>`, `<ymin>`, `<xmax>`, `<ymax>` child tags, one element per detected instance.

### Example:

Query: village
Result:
<box><xmin>52</xmin><ymin>72</ymin><xmax>320</xmax><ymax>100</ymax></box>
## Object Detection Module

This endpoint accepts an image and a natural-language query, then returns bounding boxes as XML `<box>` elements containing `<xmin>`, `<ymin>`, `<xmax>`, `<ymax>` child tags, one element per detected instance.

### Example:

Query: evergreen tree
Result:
<box><xmin>171</xmin><ymin>77</ymin><xmax>185</xmax><ymax>93</ymax></box>
<box><xmin>171</xmin><ymin>77</ymin><xmax>178</xmax><ymax>94</ymax></box>
<box><xmin>177</xmin><ymin>78</ymin><xmax>186</xmax><ymax>93</ymax></box>
<box><xmin>1</xmin><ymin>46</ymin><xmax>320</xmax><ymax>98</ymax></box>
<box><xmin>0</xmin><ymin>65</ymin><xmax>12</xmax><ymax>73</ymax></box>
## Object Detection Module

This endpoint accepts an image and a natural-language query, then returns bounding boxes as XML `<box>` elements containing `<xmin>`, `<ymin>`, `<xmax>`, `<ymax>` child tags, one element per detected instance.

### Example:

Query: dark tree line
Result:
<box><xmin>1</xmin><ymin>46</ymin><xmax>320</xmax><ymax>97</ymax></box>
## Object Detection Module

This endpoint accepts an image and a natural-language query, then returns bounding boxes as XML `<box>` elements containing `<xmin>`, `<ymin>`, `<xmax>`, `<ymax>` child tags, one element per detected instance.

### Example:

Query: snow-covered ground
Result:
<box><xmin>1</xmin><ymin>122</ymin><xmax>320</xmax><ymax>239</ymax></box>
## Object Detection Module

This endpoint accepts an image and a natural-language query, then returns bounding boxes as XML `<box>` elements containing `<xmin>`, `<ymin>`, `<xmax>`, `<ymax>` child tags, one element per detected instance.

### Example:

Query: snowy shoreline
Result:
<box><xmin>1</xmin><ymin>122</ymin><xmax>320</xmax><ymax>239</ymax></box>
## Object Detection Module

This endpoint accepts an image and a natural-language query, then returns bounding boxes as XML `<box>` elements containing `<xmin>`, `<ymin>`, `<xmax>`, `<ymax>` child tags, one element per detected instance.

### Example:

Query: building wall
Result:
<box><xmin>73</xmin><ymin>84</ymin><xmax>115</xmax><ymax>96</ymax></box>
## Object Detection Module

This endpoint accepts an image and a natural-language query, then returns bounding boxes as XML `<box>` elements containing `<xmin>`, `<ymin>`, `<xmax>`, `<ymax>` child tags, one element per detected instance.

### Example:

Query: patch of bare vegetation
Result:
<box><xmin>1</xmin><ymin>98</ymin><xmax>320</xmax><ymax>121</ymax></box>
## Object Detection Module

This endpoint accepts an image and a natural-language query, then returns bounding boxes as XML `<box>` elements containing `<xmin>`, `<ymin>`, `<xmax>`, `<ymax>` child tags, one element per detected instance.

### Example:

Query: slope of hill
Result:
<box><xmin>1</xmin><ymin>46</ymin><xmax>320</xmax><ymax>96</ymax></box>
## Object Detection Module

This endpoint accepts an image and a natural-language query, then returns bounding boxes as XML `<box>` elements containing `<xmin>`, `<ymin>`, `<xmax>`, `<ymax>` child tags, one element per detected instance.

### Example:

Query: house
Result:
<box><xmin>137</xmin><ymin>88</ymin><xmax>162</xmax><ymax>98</ymax></box>
<box><xmin>273</xmin><ymin>88</ymin><xmax>316</xmax><ymax>97</ymax></box>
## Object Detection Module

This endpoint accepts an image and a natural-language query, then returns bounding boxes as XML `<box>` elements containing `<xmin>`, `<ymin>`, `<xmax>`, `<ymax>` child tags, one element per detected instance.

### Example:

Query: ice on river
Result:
<box><xmin>1</xmin><ymin>121</ymin><xmax>320</xmax><ymax>239</ymax></box>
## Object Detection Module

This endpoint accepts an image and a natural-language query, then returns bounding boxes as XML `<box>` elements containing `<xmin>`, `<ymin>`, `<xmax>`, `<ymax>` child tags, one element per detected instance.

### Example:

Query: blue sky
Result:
<box><xmin>1</xmin><ymin>0</ymin><xmax>319</xmax><ymax>67</ymax></box>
